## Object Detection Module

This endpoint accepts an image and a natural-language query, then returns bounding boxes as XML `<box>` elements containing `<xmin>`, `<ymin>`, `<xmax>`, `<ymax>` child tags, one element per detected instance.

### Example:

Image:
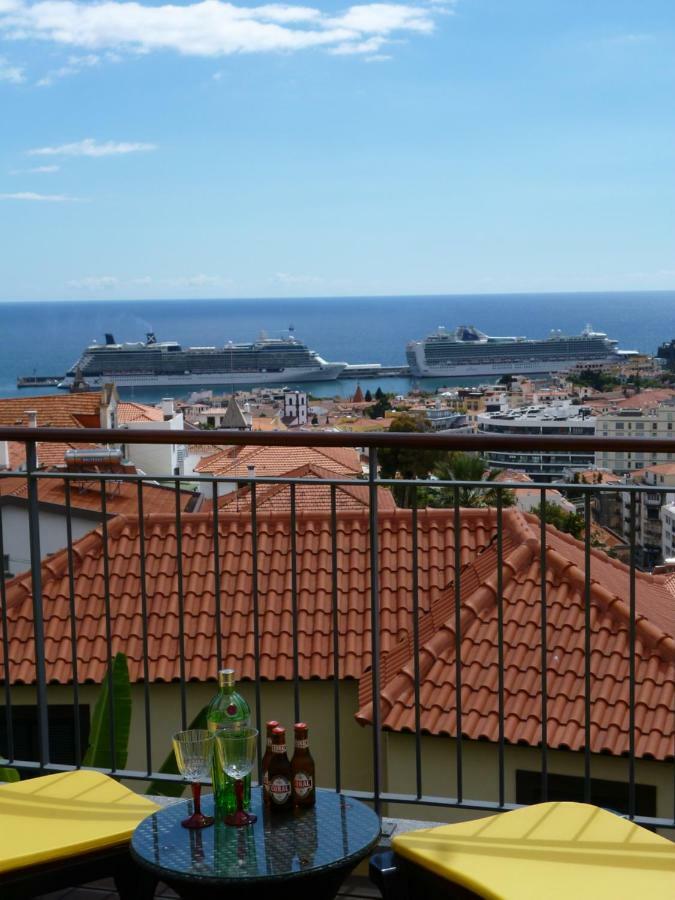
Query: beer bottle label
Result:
<box><xmin>270</xmin><ymin>776</ymin><xmax>291</xmax><ymax>804</ymax></box>
<box><xmin>293</xmin><ymin>772</ymin><xmax>313</xmax><ymax>798</ymax></box>
<box><xmin>295</xmin><ymin>738</ymin><xmax>308</xmax><ymax>749</ymax></box>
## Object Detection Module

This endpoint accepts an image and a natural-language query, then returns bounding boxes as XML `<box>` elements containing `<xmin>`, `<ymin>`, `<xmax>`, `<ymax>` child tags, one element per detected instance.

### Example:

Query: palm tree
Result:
<box><xmin>430</xmin><ymin>452</ymin><xmax>515</xmax><ymax>508</ymax></box>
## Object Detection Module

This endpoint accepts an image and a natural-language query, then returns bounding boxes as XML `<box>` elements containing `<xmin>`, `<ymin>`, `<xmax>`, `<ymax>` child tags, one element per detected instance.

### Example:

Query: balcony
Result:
<box><xmin>0</xmin><ymin>426</ymin><xmax>673</xmax><ymax>897</ymax></box>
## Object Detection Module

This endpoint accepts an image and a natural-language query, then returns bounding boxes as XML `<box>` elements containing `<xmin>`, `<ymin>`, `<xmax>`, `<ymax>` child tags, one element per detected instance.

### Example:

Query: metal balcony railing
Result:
<box><xmin>0</xmin><ymin>426</ymin><xmax>673</xmax><ymax>831</ymax></box>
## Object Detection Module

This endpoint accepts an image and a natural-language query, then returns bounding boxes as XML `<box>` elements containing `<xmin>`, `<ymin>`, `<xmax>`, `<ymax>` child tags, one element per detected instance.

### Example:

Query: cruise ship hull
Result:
<box><xmin>58</xmin><ymin>363</ymin><xmax>347</xmax><ymax>389</ymax></box>
<box><xmin>410</xmin><ymin>357</ymin><xmax>617</xmax><ymax>378</ymax></box>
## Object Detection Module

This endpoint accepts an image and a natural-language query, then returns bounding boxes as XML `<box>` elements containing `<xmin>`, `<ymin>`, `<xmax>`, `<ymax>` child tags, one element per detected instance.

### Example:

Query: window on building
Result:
<box><xmin>3</xmin><ymin>553</ymin><xmax>11</xmax><ymax>579</ymax></box>
<box><xmin>0</xmin><ymin>704</ymin><xmax>90</xmax><ymax>768</ymax></box>
<box><xmin>516</xmin><ymin>770</ymin><xmax>656</xmax><ymax>817</ymax></box>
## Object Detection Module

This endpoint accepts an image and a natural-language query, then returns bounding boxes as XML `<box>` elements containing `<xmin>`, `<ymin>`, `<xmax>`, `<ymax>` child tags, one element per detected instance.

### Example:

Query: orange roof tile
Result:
<box><xmin>356</xmin><ymin>510</ymin><xmax>674</xmax><ymax>760</ymax></box>
<box><xmin>0</xmin><ymin>392</ymin><xmax>104</xmax><ymax>428</ymax></box>
<box><xmin>195</xmin><ymin>444</ymin><xmax>362</xmax><ymax>478</ymax></box>
<box><xmin>1</xmin><ymin>507</ymin><xmax>672</xmax><ymax>760</ymax></box>
<box><xmin>0</xmin><ymin>474</ymin><xmax>200</xmax><ymax>516</ymax></box>
<box><xmin>116</xmin><ymin>401</ymin><xmax>164</xmax><ymax>424</ymax></box>
<box><xmin>213</xmin><ymin>463</ymin><xmax>396</xmax><ymax>513</ymax></box>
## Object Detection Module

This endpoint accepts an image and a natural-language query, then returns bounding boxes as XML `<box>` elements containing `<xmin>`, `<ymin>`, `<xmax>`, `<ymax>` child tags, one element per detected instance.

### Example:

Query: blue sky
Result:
<box><xmin>0</xmin><ymin>0</ymin><xmax>673</xmax><ymax>300</ymax></box>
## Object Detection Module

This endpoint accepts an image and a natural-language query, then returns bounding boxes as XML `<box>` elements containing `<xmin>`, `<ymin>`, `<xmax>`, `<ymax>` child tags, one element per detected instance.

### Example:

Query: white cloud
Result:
<box><xmin>67</xmin><ymin>275</ymin><xmax>119</xmax><ymax>289</ymax></box>
<box><xmin>0</xmin><ymin>0</ymin><xmax>451</xmax><ymax>60</ymax></box>
<box><xmin>0</xmin><ymin>54</ymin><xmax>24</xmax><ymax>82</ymax></box>
<box><xmin>10</xmin><ymin>164</ymin><xmax>60</xmax><ymax>173</ymax></box>
<box><xmin>28</xmin><ymin>137</ymin><xmax>157</xmax><ymax>156</ymax></box>
<box><xmin>37</xmin><ymin>52</ymin><xmax>100</xmax><ymax>86</ymax></box>
<box><xmin>169</xmin><ymin>273</ymin><xmax>231</xmax><ymax>287</ymax></box>
<box><xmin>0</xmin><ymin>191</ymin><xmax>74</xmax><ymax>200</ymax></box>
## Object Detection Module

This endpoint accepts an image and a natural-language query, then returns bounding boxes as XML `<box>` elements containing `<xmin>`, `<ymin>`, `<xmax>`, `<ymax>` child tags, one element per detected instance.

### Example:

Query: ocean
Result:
<box><xmin>0</xmin><ymin>292</ymin><xmax>673</xmax><ymax>402</ymax></box>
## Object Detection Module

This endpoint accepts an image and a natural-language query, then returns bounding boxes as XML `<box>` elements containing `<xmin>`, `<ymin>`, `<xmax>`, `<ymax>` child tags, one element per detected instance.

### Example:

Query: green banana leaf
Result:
<box><xmin>0</xmin><ymin>767</ymin><xmax>20</xmax><ymax>782</ymax></box>
<box><xmin>146</xmin><ymin>705</ymin><xmax>208</xmax><ymax>797</ymax></box>
<box><xmin>82</xmin><ymin>652</ymin><xmax>132</xmax><ymax>770</ymax></box>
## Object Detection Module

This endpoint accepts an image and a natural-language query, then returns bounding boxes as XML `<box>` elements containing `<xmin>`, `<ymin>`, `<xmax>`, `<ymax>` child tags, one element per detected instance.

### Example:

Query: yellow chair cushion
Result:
<box><xmin>0</xmin><ymin>769</ymin><xmax>160</xmax><ymax>874</ymax></box>
<box><xmin>392</xmin><ymin>801</ymin><xmax>675</xmax><ymax>900</ymax></box>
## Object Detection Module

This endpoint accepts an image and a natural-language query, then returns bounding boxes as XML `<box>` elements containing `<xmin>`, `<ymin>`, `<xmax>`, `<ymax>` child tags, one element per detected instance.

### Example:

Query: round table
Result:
<box><xmin>130</xmin><ymin>787</ymin><xmax>381</xmax><ymax>900</ymax></box>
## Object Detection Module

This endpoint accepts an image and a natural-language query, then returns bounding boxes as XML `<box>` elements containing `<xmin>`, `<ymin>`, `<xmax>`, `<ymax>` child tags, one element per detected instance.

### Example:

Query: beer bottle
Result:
<box><xmin>291</xmin><ymin>722</ymin><xmax>316</xmax><ymax>808</ymax></box>
<box><xmin>267</xmin><ymin>726</ymin><xmax>293</xmax><ymax>812</ymax></box>
<box><xmin>261</xmin><ymin>719</ymin><xmax>280</xmax><ymax>806</ymax></box>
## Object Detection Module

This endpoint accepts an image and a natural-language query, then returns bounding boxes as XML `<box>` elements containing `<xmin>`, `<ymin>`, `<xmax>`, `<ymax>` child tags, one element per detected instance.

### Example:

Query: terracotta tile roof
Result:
<box><xmin>2</xmin><ymin>507</ymin><xmax>671</xmax><ymax>759</ymax></box>
<box><xmin>0</xmin><ymin>507</ymin><xmax>491</xmax><ymax>687</ymax></box>
<box><xmin>0</xmin><ymin>393</ymin><xmax>104</xmax><ymax>428</ymax></box>
<box><xmin>195</xmin><ymin>445</ymin><xmax>362</xmax><ymax>478</ymax></box>
<box><xmin>6</xmin><ymin>441</ymin><xmax>102</xmax><ymax>470</ymax></box>
<box><xmin>116</xmin><ymin>401</ymin><xmax>164</xmax><ymax>424</ymax></box>
<box><xmin>251</xmin><ymin>417</ymin><xmax>287</xmax><ymax>432</ymax></box>
<box><xmin>0</xmin><ymin>475</ymin><xmax>200</xmax><ymax>516</ymax></box>
<box><xmin>631</xmin><ymin>463</ymin><xmax>675</xmax><ymax>479</ymax></box>
<box><xmin>356</xmin><ymin>509</ymin><xmax>674</xmax><ymax>760</ymax></box>
<box><xmin>213</xmin><ymin>464</ymin><xmax>396</xmax><ymax>513</ymax></box>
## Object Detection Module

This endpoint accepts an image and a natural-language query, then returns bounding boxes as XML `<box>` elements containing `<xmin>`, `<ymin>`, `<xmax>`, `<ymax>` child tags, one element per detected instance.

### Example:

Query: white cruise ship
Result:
<box><xmin>406</xmin><ymin>325</ymin><xmax>634</xmax><ymax>378</ymax></box>
<box><xmin>59</xmin><ymin>332</ymin><xmax>348</xmax><ymax>389</ymax></box>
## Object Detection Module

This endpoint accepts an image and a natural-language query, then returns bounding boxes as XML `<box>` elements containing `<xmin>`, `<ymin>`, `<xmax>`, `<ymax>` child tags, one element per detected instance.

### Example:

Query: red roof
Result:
<box><xmin>1</xmin><ymin>507</ymin><xmax>672</xmax><ymax>759</ymax></box>
<box><xmin>0</xmin><ymin>392</ymin><xmax>104</xmax><ymax>428</ymax></box>
<box><xmin>0</xmin><ymin>475</ymin><xmax>200</xmax><ymax>516</ymax></box>
<box><xmin>116</xmin><ymin>401</ymin><xmax>164</xmax><ymax>424</ymax></box>
<box><xmin>356</xmin><ymin>510</ymin><xmax>674</xmax><ymax>760</ymax></box>
<box><xmin>195</xmin><ymin>445</ymin><xmax>362</xmax><ymax>478</ymax></box>
<box><xmin>213</xmin><ymin>463</ymin><xmax>396</xmax><ymax>513</ymax></box>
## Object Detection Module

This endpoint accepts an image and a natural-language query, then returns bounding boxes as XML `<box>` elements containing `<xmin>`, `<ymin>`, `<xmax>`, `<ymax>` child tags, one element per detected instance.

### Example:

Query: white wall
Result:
<box><xmin>122</xmin><ymin>413</ymin><xmax>185</xmax><ymax>476</ymax></box>
<box><xmin>1</xmin><ymin>503</ymin><xmax>99</xmax><ymax>577</ymax></box>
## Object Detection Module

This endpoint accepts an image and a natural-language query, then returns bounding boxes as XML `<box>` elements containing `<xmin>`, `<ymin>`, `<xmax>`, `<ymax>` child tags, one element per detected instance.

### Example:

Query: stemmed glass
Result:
<box><xmin>216</xmin><ymin>727</ymin><xmax>259</xmax><ymax>827</ymax></box>
<box><xmin>172</xmin><ymin>729</ymin><xmax>216</xmax><ymax>829</ymax></box>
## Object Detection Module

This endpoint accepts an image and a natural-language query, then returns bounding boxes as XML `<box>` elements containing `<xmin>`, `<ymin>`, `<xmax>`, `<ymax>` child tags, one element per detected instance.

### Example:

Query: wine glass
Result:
<box><xmin>216</xmin><ymin>727</ymin><xmax>259</xmax><ymax>827</ymax></box>
<box><xmin>172</xmin><ymin>729</ymin><xmax>216</xmax><ymax>829</ymax></box>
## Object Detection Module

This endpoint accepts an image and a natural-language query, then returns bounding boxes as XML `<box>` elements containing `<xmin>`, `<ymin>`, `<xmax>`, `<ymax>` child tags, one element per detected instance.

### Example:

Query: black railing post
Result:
<box><xmin>26</xmin><ymin>440</ymin><xmax>50</xmax><ymax>770</ymax></box>
<box><xmin>368</xmin><ymin>447</ymin><xmax>382</xmax><ymax>816</ymax></box>
<box><xmin>0</xmin><ymin>492</ymin><xmax>15</xmax><ymax>763</ymax></box>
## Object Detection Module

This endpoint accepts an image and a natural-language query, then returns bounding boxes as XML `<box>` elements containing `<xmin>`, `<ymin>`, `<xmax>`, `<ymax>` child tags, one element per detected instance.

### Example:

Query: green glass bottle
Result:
<box><xmin>206</xmin><ymin>669</ymin><xmax>251</xmax><ymax>815</ymax></box>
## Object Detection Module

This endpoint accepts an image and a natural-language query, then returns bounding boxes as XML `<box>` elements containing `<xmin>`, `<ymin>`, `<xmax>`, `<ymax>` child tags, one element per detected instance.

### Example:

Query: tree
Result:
<box><xmin>378</xmin><ymin>413</ymin><xmax>443</xmax><ymax>507</ymax></box>
<box><xmin>429</xmin><ymin>453</ymin><xmax>516</xmax><ymax>508</ymax></box>
<box><xmin>364</xmin><ymin>389</ymin><xmax>373</xmax><ymax>402</ymax></box>
<box><xmin>366</xmin><ymin>395</ymin><xmax>391</xmax><ymax>419</ymax></box>
<box><xmin>375</xmin><ymin>386</ymin><xmax>384</xmax><ymax>400</ymax></box>
<box><xmin>533</xmin><ymin>501</ymin><xmax>585</xmax><ymax>539</ymax></box>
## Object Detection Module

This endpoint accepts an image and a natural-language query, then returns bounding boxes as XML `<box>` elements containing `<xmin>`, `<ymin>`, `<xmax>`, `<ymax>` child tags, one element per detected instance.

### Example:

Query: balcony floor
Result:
<box><xmin>37</xmin><ymin>874</ymin><xmax>382</xmax><ymax>899</ymax></box>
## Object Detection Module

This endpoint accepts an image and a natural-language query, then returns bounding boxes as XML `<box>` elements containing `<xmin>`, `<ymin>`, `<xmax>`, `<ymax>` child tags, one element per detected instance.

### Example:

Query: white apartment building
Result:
<box><xmin>619</xmin><ymin>464</ymin><xmax>675</xmax><ymax>569</ymax></box>
<box><xmin>476</xmin><ymin>404</ymin><xmax>596</xmax><ymax>482</ymax></box>
<box><xmin>595</xmin><ymin>407</ymin><xmax>675</xmax><ymax>474</ymax></box>
<box><xmin>662</xmin><ymin>503</ymin><xmax>675</xmax><ymax>563</ymax></box>
<box><xmin>283</xmin><ymin>390</ymin><xmax>308</xmax><ymax>426</ymax></box>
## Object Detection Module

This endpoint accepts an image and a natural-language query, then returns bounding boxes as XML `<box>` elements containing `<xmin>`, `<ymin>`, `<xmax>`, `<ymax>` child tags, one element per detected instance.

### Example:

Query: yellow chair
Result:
<box><xmin>390</xmin><ymin>802</ymin><xmax>675</xmax><ymax>900</ymax></box>
<box><xmin>0</xmin><ymin>769</ymin><xmax>160</xmax><ymax>900</ymax></box>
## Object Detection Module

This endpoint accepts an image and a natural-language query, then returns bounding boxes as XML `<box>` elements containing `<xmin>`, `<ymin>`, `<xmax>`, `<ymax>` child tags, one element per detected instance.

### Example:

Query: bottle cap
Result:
<box><xmin>272</xmin><ymin>726</ymin><xmax>286</xmax><ymax>739</ymax></box>
<box><xmin>266</xmin><ymin>720</ymin><xmax>280</xmax><ymax>732</ymax></box>
<box><xmin>218</xmin><ymin>668</ymin><xmax>235</xmax><ymax>688</ymax></box>
<box><xmin>294</xmin><ymin>722</ymin><xmax>308</xmax><ymax>732</ymax></box>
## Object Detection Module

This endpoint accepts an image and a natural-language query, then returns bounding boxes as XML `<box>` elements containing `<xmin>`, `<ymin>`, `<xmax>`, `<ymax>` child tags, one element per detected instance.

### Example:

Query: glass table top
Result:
<box><xmin>131</xmin><ymin>787</ymin><xmax>381</xmax><ymax>886</ymax></box>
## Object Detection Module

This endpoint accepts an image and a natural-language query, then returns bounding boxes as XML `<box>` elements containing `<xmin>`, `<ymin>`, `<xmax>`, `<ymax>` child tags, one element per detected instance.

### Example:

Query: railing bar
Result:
<box><xmin>136</xmin><ymin>480</ymin><xmax>153</xmax><ymax>777</ymax></box>
<box><xmin>539</xmin><ymin>486</ymin><xmax>548</xmax><ymax>802</ymax></box>
<box><xmin>496</xmin><ymin>487</ymin><xmax>505</xmax><ymax>808</ymax></box>
<box><xmin>250</xmin><ymin>480</ymin><xmax>263</xmax><ymax>777</ymax></box>
<box><xmin>368</xmin><ymin>447</ymin><xmax>382</xmax><ymax>817</ymax></box>
<box><xmin>99</xmin><ymin>478</ymin><xmax>116</xmax><ymax>773</ymax></box>
<box><xmin>0</xmin><ymin>491</ymin><xmax>14</xmax><ymax>763</ymax></box>
<box><xmin>211</xmin><ymin>480</ymin><xmax>223</xmax><ymax>672</ymax></box>
<box><xmin>628</xmin><ymin>491</ymin><xmax>637</xmax><ymax>819</ymax></box>
<box><xmin>412</xmin><ymin>496</ymin><xmax>422</xmax><ymax>800</ymax></box>
<box><xmin>174</xmin><ymin>480</ymin><xmax>187</xmax><ymax>731</ymax></box>
<box><xmin>26</xmin><ymin>441</ymin><xmax>50</xmax><ymax>770</ymax></box>
<box><xmin>330</xmin><ymin>483</ymin><xmax>342</xmax><ymax>793</ymax></box>
<box><xmin>64</xmin><ymin>479</ymin><xmax>81</xmax><ymax>768</ymax></box>
<box><xmin>453</xmin><ymin>487</ymin><xmax>463</xmax><ymax>804</ymax></box>
<box><xmin>583</xmin><ymin>491</ymin><xmax>592</xmax><ymax>803</ymax></box>
<box><xmin>290</xmin><ymin>482</ymin><xmax>301</xmax><ymax>724</ymax></box>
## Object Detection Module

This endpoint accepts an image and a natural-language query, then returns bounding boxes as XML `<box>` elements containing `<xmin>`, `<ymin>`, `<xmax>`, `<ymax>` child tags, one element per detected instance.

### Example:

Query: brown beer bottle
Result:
<box><xmin>267</xmin><ymin>726</ymin><xmax>293</xmax><ymax>812</ymax></box>
<box><xmin>261</xmin><ymin>719</ymin><xmax>280</xmax><ymax>806</ymax></box>
<box><xmin>291</xmin><ymin>722</ymin><xmax>316</xmax><ymax>808</ymax></box>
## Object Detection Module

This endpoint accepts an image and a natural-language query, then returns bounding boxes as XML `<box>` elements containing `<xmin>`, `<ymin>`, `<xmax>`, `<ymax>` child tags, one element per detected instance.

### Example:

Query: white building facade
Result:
<box><xmin>595</xmin><ymin>407</ymin><xmax>675</xmax><ymax>474</ymax></box>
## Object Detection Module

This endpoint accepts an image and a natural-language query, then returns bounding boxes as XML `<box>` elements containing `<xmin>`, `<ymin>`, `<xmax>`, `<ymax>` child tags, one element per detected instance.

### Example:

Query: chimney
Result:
<box><xmin>26</xmin><ymin>410</ymin><xmax>38</xmax><ymax>428</ymax></box>
<box><xmin>246</xmin><ymin>464</ymin><xmax>255</xmax><ymax>479</ymax></box>
<box><xmin>0</xmin><ymin>441</ymin><xmax>9</xmax><ymax>469</ymax></box>
<box><xmin>161</xmin><ymin>398</ymin><xmax>175</xmax><ymax>420</ymax></box>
